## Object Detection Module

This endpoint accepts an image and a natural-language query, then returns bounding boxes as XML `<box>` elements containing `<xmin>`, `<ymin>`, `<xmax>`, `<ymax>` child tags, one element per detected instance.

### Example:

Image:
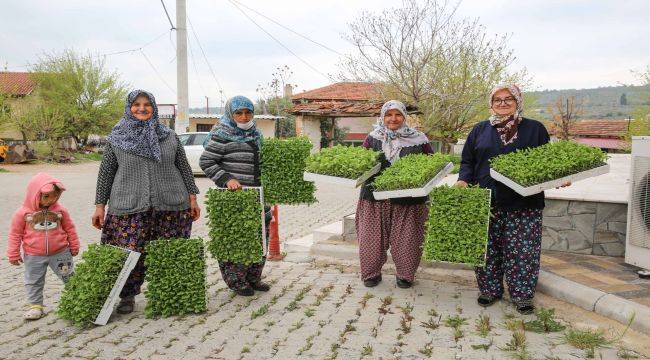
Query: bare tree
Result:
<box><xmin>256</xmin><ymin>65</ymin><xmax>298</xmax><ymax>138</ymax></box>
<box><xmin>341</xmin><ymin>0</ymin><xmax>527</xmax><ymax>152</ymax></box>
<box><xmin>547</xmin><ymin>96</ymin><xmax>585</xmax><ymax>140</ymax></box>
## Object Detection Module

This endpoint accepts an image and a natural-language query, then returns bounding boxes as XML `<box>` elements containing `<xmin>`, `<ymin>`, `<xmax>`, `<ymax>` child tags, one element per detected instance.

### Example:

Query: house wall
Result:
<box><xmin>188</xmin><ymin>117</ymin><xmax>276</xmax><ymax>138</ymax></box>
<box><xmin>0</xmin><ymin>97</ymin><xmax>30</xmax><ymax>140</ymax></box>
<box><xmin>295</xmin><ymin>115</ymin><xmax>322</xmax><ymax>152</ymax></box>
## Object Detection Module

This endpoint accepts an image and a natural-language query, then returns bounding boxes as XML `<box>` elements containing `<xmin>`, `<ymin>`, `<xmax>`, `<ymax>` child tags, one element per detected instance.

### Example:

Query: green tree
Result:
<box><xmin>620</xmin><ymin>93</ymin><xmax>628</xmax><ymax>106</ymax></box>
<box><xmin>31</xmin><ymin>49</ymin><xmax>128</xmax><ymax>145</ymax></box>
<box><xmin>341</xmin><ymin>0</ymin><xmax>528</xmax><ymax>152</ymax></box>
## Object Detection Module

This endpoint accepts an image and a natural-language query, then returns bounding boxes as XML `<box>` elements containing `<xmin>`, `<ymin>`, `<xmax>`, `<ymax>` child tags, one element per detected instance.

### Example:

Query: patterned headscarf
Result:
<box><xmin>210</xmin><ymin>95</ymin><xmax>262</xmax><ymax>148</ymax></box>
<box><xmin>107</xmin><ymin>90</ymin><xmax>171</xmax><ymax>162</ymax></box>
<box><xmin>489</xmin><ymin>84</ymin><xmax>524</xmax><ymax>146</ymax></box>
<box><xmin>369</xmin><ymin>100</ymin><xmax>429</xmax><ymax>163</ymax></box>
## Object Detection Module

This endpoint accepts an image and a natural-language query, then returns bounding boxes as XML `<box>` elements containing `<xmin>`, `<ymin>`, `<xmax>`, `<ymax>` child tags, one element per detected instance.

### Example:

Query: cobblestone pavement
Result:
<box><xmin>1</xmin><ymin>163</ymin><xmax>650</xmax><ymax>359</ymax></box>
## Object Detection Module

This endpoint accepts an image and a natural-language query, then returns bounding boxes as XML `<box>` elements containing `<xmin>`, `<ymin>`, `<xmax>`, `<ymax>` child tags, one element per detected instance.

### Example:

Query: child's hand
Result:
<box><xmin>70</xmin><ymin>249</ymin><xmax>79</xmax><ymax>256</ymax></box>
<box><xmin>9</xmin><ymin>258</ymin><xmax>23</xmax><ymax>266</ymax></box>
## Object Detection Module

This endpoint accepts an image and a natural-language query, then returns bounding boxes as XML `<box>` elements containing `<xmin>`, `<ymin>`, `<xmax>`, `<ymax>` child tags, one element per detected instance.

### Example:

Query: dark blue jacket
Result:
<box><xmin>459</xmin><ymin>118</ymin><xmax>550</xmax><ymax>210</ymax></box>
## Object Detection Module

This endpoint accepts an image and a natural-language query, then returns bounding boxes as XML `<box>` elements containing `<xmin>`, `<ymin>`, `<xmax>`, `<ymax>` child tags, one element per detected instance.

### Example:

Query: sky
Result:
<box><xmin>1</xmin><ymin>0</ymin><xmax>649</xmax><ymax>108</ymax></box>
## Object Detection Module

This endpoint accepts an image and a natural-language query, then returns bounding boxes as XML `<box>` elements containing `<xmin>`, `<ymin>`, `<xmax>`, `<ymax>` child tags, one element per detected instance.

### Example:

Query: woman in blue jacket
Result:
<box><xmin>457</xmin><ymin>84</ymin><xmax>562</xmax><ymax>314</ymax></box>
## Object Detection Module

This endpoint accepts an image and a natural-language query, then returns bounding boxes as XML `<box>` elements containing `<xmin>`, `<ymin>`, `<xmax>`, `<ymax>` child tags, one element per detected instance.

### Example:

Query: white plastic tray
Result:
<box><xmin>303</xmin><ymin>163</ymin><xmax>381</xmax><ymax>188</ymax></box>
<box><xmin>490</xmin><ymin>163</ymin><xmax>610</xmax><ymax>197</ymax></box>
<box><xmin>94</xmin><ymin>247</ymin><xmax>140</xmax><ymax>325</ymax></box>
<box><xmin>372</xmin><ymin>162</ymin><xmax>454</xmax><ymax>200</ymax></box>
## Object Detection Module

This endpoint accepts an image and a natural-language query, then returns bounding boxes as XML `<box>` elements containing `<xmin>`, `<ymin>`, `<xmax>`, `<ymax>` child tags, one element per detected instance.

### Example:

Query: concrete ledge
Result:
<box><xmin>538</xmin><ymin>270</ymin><xmax>650</xmax><ymax>335</ymax></box>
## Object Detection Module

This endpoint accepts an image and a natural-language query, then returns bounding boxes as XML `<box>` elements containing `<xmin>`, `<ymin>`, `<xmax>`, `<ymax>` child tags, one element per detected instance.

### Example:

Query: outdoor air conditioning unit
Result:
<box><xmin>625</xmin><ymin>136</ymin><xmax>650</xmax><ymax>278</ymax></box>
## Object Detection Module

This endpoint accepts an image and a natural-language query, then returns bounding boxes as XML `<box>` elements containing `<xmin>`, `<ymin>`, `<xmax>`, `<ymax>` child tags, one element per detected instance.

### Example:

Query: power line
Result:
<box><xmin>230</xmin><ymin>0</ymin><xmax>342</xmax><ymax>56</ymax></box>
<box><xmin>140</xmin><ymin>48</ymin><xmax>176</xmax><ymax>95</ymax></box>
<box><xmin>186</xmin><ymin>15</ymin><xmax>226</xmax><ymax>101</ymax></box>
<box><xmin>227</xmin><ymin>0</ymin><xmax>333</xmax><ymax>82</ymax></box>
<box><xmin>187</xmin><ymin>33</ymin><xmax>208</xmax><ymax>98</ymax></box>
<box><xmin>159</xmin><ymin>0</ymin><xmax>176</xmax><ymax>30</ymax></box>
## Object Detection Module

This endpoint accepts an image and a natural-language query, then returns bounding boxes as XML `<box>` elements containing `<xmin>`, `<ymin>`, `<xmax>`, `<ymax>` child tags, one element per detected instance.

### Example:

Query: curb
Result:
<box><xmin>538</xmin><ymin>270</ymin><xmax>650</xmax><ymax>335</ymax></box>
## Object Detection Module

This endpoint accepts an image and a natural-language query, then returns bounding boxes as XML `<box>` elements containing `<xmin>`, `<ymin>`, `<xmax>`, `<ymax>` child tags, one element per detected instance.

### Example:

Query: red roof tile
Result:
<box><xmin>290</xmin><ymin>100</ymin><xmax>384</xmax><ymax>117</ymax></box>
<box><xmin>292</xmin><ymin>82</ymin><xmax>380</xmax><ymax>102</ymax></box>
<box><xmin>0</xmin><ymin>72</ymin><xmax>36</xmax><ymax>96</ymax></box>
<box><xmin>548</xmin><ymin>119</ymin><xmax>629</xmax><ymax>138</ymax></box>
<box><xmin>574</xmin><ymin>137</ymin><xmax>627</xmax><ymax>150</ymax></box>
<box><xmin>345</xmin><ymin>133</ymin><xmax>368</xmax><ymax>141</ymax></box>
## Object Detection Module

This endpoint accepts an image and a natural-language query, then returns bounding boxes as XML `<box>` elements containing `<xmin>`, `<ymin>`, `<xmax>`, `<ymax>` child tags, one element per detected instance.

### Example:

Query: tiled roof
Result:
<box><xmin>290</xmin><ymin>101</ymin><xmax>383</xmax><ymax>117</ymax></box>
<box><xmin>0</xmin><ymin>72</ymin><xmax>36</xmax><ymax>96</ymax></box>
<box><xmin>292</xmin><ymin>82</ymin><xmax>380</xmax><ymax>101</ymax></box>
<box><xmin>548</xmin><ymin>119</ymin><xmax>629</xmax><ymax>138</ymax></box>
<box><xmin>574</xmin><ymin>137</ymin><xmax>627</xmax><ymax>150</ymax></box>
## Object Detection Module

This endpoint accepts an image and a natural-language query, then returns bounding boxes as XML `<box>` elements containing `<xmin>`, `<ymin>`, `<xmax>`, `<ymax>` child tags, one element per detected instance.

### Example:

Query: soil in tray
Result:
<box><xmin>489</xmin><ymin>140</ymin><xmax>608</xmax><ymax>187</ymax></box>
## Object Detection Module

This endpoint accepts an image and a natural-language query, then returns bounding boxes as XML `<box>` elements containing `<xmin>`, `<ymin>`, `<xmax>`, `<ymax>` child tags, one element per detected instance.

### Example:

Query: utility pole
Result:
<box><xmin>175</xmin><ymin>0</ymin><xmax>189</xmax><ymax>134</ymax></box>
<box><xmin>206</xmin><ymin>96</ymin><xmax>209</xmax><ymax>115</ymax></box>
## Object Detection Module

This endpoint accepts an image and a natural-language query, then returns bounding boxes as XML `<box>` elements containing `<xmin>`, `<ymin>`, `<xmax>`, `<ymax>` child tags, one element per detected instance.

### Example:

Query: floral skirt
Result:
<box><xmin>101</xmin><ymin>208</ymin><xmax>193</xmax><ymax>298</ymax></box>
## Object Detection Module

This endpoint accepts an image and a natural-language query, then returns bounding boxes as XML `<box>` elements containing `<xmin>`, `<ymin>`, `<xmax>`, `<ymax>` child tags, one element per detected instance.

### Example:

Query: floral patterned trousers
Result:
<box><xmin>475</xmin><ymin>208</ymin><xmax>543</xmax><ymax>303</ymax></box>
<box><xmin>101</xmin><ymin>208</ymin><xmax>193</xmax><ymax>298</ymax></box>
<box><xmin>356</xmin><ymin>199</ymin><xmax>428</xmax><ymax>282</ymax></box>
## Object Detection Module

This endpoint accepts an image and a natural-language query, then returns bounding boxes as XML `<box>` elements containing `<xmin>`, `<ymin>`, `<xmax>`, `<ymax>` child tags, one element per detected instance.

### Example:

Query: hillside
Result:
<box><xmin>528</xmin><ymin>85</ymin><xmax>650</xmax><ymax>120</ymax></box>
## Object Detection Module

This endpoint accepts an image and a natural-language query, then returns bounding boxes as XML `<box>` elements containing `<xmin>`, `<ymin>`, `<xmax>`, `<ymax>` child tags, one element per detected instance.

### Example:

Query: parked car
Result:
<box><xmin>178</xmin><ymin>132</ymin><xmax>210</xmax><ymax>175</ymax></box>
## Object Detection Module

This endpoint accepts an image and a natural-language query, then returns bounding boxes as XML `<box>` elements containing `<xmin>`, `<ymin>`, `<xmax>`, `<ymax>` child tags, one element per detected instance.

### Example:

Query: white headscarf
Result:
<box><xmin>369</xmin><ymin>100</ymin><xmax>429</xmax><ymax>163</ymax></box>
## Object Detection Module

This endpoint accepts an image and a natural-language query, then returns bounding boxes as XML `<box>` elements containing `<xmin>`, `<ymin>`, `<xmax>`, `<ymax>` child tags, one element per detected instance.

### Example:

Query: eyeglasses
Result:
<box><xmin>492</xmin><ymin>97</ymin><xmax>516</xmax><ymax>105</ymax></box>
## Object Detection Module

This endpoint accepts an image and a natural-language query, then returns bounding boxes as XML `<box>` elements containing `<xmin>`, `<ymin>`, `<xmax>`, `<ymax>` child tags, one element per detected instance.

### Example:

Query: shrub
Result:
<box><xmin>372</xmin><ymin>153</ymin><xmax>450</xmax><ymax>191</ymax></box>
<box><xmin>424</xmin><ymin>186</ymin><xmax>491</xmax><ymax>266</ymax></box>
<box><xmin>305</xmin><ymin>145</ymin><xmax>379</xmax><ymax>179</ymax></box>
<box><xmin>58</xmin><ymin>244</ymin><xmax>128</xmax><ymax>327</ymax></box>
<box><xmin>206</xmin><ymin>188</ymin><xmax>264</xmax><ymax>265</ymax></box>
<box><xmin>144</xmin><ymin>238</ymin><xmax>207</xmax><ymax>318</ymax></box>
<box><xmin>489</xmin><ymin>140</ymin><xmax>608</xmax><ymax>187</ymax></box>
<box><xmin>261</xmin><ymin>137</ymin><xmax>316</xmax><ymax>204</ymax></box>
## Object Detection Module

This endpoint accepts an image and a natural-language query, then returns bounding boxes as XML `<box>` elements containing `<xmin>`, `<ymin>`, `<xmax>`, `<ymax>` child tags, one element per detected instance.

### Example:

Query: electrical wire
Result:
<box><xmin>227</xmin><ymin>0</ymin><xmax>333</xmax><ymax>81</ymax></box>
<box><xmin>159</xmin><ymin>0</ymin><xmax>176</xmax><ymax>30</ymax></box>
<box><xmin>140</xmin><ymin>48</ymin><xmax>176</xmax><ymax>94</ymax></box>
<box><xmin>186</xmin><ymin>15</ymin><xmax>226</xmax><ymax>99</ymax></box>
<box><xmin>230</xmin><ymin>0</ymin><xmax>342</xmax><ymax>56</ymax></box>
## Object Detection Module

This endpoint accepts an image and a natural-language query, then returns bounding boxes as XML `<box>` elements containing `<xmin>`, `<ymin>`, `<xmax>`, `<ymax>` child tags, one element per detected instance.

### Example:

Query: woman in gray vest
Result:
<box><xmin>92</xmin><ymin>90</ymin><xmax>200</xmax><ymax>314</ymax></box>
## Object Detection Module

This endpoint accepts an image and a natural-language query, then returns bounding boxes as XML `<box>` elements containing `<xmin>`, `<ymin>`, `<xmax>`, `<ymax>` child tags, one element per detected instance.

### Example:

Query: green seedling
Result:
<box><xmin>490</xmin><ymin>140</ymin><xmax>608</xmax><ymax>186</ymax></box>
<box><xmin>372</xmin><ymin>153</ymin><xmax>450</xmax><ymax>191</ymax></box>
<box><xmin>206</xmin><ymin>188</ymin><xmax>264</xmax><ymax>264</ymax></box>
<box><xmin>58</xmin><ymin>244</ymin><xmax>129</xmax><ymax>327</ymax></box>
<box><xmin>424</xmin><ymin>186</ymin><xmax>491</xmax><ymax>266</ymax></box>
<box><xmin>144</xmin><ymin>238</ymin><xmax>207</xmax><ymax>318</ymax></box>
<box><xmin>261</xmin><ymin>137</ymin><xmax>316</xmax><ymax>205</ymax></box>
<box><xmin>305</xmin><ymin>145</ymin><xmax>379</xmax><ymax>179</ymax></box>
<box><xmin>524</xmin><ymin>307</ymin><xmax>565</xmax><ymax>333</ymax></box>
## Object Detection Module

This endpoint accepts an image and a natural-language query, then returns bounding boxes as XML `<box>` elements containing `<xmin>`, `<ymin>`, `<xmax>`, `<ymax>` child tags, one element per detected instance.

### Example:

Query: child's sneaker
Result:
<box><xmin>23</xmin><ymin>305</ymin><xmax>44</xmax><ymax>320</ymax></box>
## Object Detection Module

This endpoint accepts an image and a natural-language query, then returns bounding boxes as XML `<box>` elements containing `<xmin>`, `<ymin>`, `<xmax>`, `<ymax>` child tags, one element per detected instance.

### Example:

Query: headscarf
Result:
<box><xmin>488</xmin><ymin>84</ymin><xmax>524</xmax><ymax>146</ymax></box>
<box><xmin>369</xmin><ymin>100</ymin><xmax>429</xmax><ymax>163</ymax></box>
<box><xmin>107</xmin><ymin>90</ymin><xmax>171</xmax><ymax>162</ymax></box>
<box><xmin>210</xmin><ymin>95</ymin><xmax>262</xmax><ymax>148</ymax></box>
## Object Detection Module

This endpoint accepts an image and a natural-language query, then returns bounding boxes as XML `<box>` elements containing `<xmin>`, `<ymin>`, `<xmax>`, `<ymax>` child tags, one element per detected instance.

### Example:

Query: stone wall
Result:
<box><xmin>542</xmin><ymin>199</ymin><xmax>628</xmax><ymax>256</ymax></box>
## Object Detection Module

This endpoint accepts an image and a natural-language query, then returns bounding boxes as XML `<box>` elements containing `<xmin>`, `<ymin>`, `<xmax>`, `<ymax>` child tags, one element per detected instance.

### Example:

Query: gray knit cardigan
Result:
<box><xmin>95</xmin><ymin>134</ymin><xmax>200</xmax><ymax>215</ymax></box>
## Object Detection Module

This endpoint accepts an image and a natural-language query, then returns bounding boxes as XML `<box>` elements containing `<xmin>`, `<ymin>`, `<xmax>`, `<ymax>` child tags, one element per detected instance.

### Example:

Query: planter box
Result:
<box><xmin>490</xmin><ymin>163</ymin><xmax>610</xmax><ymax>197</ymax></box>
<box><xmin>303</xmin><ymin>163</ymin><xmax>381</xmax><ymax>188</ymax></box>
<box><xmin>372</xmin><ymin>162</ymin><xmax>453</xmax><ymax>200</ymax></box>
<box><xmin>94</xmin><ymin>247</ymin><xmax>140</xmax><ymax>326</ymax></box>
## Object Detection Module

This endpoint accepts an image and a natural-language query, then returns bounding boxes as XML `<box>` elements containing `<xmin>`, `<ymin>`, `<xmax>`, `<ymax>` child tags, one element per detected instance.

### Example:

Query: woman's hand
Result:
<box><xmin>454</xmin><ymin>180</ymin><xmax>468</xmax><ymax>188</ymax></box>
<box><xmin>9</xmin><ymin>258</ymin><xmax>22</xmax><ymax>266</ymax></box>
<box><xmin>92</xmin><ymin>205</ymin><xmax>106</xmax><ymax>230</ymax></box>
<box><xmin>189</xmin><ymin>195</ymin><xmax>201</xmax><ymax>221</ymax></box>
<box><xmin>555</xmin><ymin>181</ymin><xmax>572</xmax><ymax>189</ymax></box>
<box><xmin>226</xmin><ymin>179</ymin><xmax>242</xmax><ymax>190</ymax></box>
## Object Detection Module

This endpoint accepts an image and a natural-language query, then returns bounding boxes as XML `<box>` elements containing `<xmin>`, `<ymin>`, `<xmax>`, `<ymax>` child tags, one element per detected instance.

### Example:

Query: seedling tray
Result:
<box><xmin>372</xmin><ymin>162</ymin><xmax>453</xmax><ymax>200</ymax></box>
<box><xmin>490</xmin><ymin>163</ymin><xmax>610</xmax><ymax>197</ymax></box>
<box><xmin>211</xmin><ymin>186</ymin><xmax>268</xmax><ymax>256</ymax></box>
<box><xmin>94</xmin><ymin>246</ymin><xmax>140</xmax><ymax>325</ymax></box>
<box><xmin>303</xmin><ymin>163</ymin><xmax>381</xmax><ymax>188</ymax></box>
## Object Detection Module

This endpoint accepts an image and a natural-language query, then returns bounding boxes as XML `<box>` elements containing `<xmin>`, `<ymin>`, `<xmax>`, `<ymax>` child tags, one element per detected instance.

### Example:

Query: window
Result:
<box><xmin>178</xmin><ymin>134</ymin><xmax>192</xmax><ymax>146</ymax></box>
<box><xmin>191</xmin><ymin>133</ymin><xmax>209</xmax><ymax>146</ymax></box>
<box><xmin>196</xmin><ymin>124</ymin><xmax>212</xmax><ymax>132</ymax></box>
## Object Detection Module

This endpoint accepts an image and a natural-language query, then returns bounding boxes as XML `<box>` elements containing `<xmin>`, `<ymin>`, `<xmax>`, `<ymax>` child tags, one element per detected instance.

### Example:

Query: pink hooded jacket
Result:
<box><xmin>6</xmin><ymin>173</ymin><xmax>80</xmax><ymax>261</ymax></box>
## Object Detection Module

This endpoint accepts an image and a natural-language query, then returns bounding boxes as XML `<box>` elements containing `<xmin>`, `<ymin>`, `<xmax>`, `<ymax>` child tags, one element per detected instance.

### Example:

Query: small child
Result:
<box><xmin>6</xmin><ymin>172</ymin><xmax>80</xmax><ymax>320</ymax></box>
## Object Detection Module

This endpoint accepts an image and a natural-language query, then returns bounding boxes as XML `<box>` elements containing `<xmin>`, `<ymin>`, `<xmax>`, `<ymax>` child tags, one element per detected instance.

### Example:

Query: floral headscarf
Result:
<box><xmin>489</xmin><ymin>84</ymin><xmax>524</xmax><ymax>146</ymax></box>
<box><xmin>210</xmin><ymin>95</ymin><xmax>262</xmax><ymax>148</ymax></box>
<box><xmin>107</xmin><ymin>90</ymin><xmax>171</xmax><ymax>162</ymax></box>
<box><xmin>369</xmin><ymin>100</ymin><xmax>429</xmax><ymax>163</ymax></box>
